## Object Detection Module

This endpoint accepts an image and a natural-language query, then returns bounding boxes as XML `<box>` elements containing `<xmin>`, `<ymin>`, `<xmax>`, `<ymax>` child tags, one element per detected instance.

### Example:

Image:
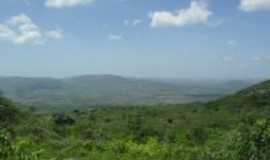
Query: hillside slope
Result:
<box><xmin>0</xmin><ymin>96</ymin><xmax>18</xmax><ymax>127</ymax></box>
<box><xmin>208</xmin><ymin>80</ymin><xmax>270</xmax><ymax>113</ymax></box>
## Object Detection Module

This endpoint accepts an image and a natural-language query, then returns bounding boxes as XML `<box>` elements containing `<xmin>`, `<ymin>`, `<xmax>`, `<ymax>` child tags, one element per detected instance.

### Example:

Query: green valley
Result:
<box><xmin>1</xmin><ymin>79</ymin><xmax>270</xmax><ymax>160</ymax></box>
<box><xmin>0</xmin><ymin>75</ymin><xmax>256</xmax><ymax>112</ymax></box>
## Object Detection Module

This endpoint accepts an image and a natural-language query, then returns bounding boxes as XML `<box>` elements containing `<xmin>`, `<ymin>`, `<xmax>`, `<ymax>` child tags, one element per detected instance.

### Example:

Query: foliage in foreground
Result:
<box><xmin>1</xmin><ymin>80</ymin><xmax>270</xmax><ymax>159</ymax></box>
<box><xmin>1</xmin><ymin>107</ymin><xmax>270</xmax><ymax>160</ymax></box>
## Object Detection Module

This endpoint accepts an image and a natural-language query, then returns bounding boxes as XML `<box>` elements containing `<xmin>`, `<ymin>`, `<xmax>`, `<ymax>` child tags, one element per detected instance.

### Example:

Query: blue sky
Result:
<box><xmin>0</xmin><ymin>0</ymin><xmax>270</xmax><ymax>79</ymax></box>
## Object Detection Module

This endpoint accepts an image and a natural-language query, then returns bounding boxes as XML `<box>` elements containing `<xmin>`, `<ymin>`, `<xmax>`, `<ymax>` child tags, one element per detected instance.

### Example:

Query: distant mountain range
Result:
<box><xmin>0</xmin><ymin>75</ymin><xmax>260</xmax><ymax>112</ymax></box>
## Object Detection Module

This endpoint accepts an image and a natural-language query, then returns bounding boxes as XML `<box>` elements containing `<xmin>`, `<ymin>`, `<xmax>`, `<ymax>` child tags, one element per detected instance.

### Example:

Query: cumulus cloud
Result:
<box><xmin>240</xmin><ymin>0</ymin><xmax>270</xmax><ymax>12</ymax></box>
<box><xmin>150</xmin><ymin>1</ymin><xmax>212</xmax><ymax>28</ymax></box>
<box><xmin>124</xmin><ymin>19</ymin><xmax>142</xmax><ymax>27</ymax></box>
<box><xmin>45</xmin><ymin>30</ymin><xmax>64</xmax><ymax>39</ymax></box>
<box><xmin>108</xmin><ymin>34</ymin><xmax>123</xmax><ymax>41</ymax></box>
<box><xmin>0</xmin><ymin>14</ymin><xmax>63</xmax><ymax>45</ymax></box>
<box><xmin>45</xmin><ymin>0</ymin><xmax>95</xmax><ymax>8</ymax></box>
<box><xmin>0</xmin><ymin>25</ymin><xmax>16</xmax><ymax>40</ymax></box>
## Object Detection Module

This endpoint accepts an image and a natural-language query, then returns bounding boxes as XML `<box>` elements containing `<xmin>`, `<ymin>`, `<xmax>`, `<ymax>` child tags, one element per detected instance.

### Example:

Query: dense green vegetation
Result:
<box><xmin>0</xmin><ymin>75</ymin><xmax>255</xmax><ymax>112</ymax></box>
<box><xmin>1</xmin><ymin>80</ymin><xmax>270</xmax><ymax>159</ymax></box>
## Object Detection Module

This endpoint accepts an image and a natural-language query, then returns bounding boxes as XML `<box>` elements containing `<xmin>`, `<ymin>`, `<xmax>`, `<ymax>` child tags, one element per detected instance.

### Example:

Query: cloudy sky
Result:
<box><xmin>0</xmin><ymin>0</ymin><xmax>270</xmax><ymax>79</ymax></box>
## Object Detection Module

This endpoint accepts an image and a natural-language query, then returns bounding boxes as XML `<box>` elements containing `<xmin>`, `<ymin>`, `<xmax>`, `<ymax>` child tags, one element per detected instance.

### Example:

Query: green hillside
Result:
<box><xmin>1</xmin><ymin>80</ymin><xmax>270</xmax><ymax>160</ymax></box>
<box><xmin>208</xmin><ymin>80</ymin><xmax>270</xmax><ymax>114</ymax></box>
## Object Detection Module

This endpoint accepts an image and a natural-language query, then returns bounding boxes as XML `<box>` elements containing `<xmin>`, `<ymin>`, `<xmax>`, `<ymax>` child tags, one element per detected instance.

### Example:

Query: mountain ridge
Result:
<box><xmin>0</xmin><ymin>74</ymin><xmax>258</xmax><ymax>112</ymax></box>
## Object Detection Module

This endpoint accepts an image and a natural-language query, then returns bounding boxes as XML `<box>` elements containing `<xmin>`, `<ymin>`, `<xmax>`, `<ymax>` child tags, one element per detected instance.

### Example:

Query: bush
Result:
<box><xmin>0</xmin><ymin>131</ymin><xmax>43</xmax><ymax>160</ymax></box>
<box><xmin>0</xmin><ymin>132</ymin><xmax>12</xmax><ymax>159</ymax></box>
<box><xmin>186</xmin><ymin>127</ymin><xmax>209</xmax><ymax>145</ymax></box>
<box><xmin>53</xmin><ymin>113</ymin><xmax>75</xmax><ymax>126</ymax></box>
<box><xmin>215</xmin><ymin>118</ymin><xmax>270</xmax><ymax>160</ymax></box>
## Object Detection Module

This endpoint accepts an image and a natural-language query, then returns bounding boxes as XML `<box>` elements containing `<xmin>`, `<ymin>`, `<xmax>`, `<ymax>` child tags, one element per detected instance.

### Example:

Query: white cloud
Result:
<box><xmin>150</xmin><ymin>1</ymin><xmax>212</xmax><ymax>28</ymax></box>
<box><xmin>251</xmin><ymin>56</ymin><xmax>263</xmax><ymax>62</ymax></box>
<box><xmin>124</xmin><ymin>20</ymin><xmax>129</xmax><ymax>26</ymax></box>
<box><xmin>223</xmin><ymin>56</ymin><xmax>234</xmax><ymax>63</ymax></box>
<box><xmin>240</xmin><ymin>0</ymin><xmax>270</xmax><ymax>12</ymax></box>
<box><xmin>124</xmin><ymin>19</ymin><xmax>142</xmax><ymax>27</ymax></box>
<box><xmin>250</xmin><ymin>55</ymin><xmax>270</xmax><ymax>62</ymax></box>
<box><xmin>227</xmin><ymin>40</ymin><xmax>238</xmax><ymax>46</ymax></box>
<box><xmin>23</xmin><ymin>0</ymin><xmax>31</xmax><ymax>5</ymax></box>
<box><xmin>207</xmin><ymin>19</ymin><xmax>224</xmax><ymax>27</ymax></box>
<box><xmin>108</xmin><ymin>34</ymin><xmax>123</xmax><ymax>41</ymax></box>
<box><xmin>45</xmin><ymin>30</ymin><xmax>64</xmax><ymax>39</ymax></box>
<box><xmin>133</xmin><ymin>19</ymin><xmax>142</xmax><ymax>26</ymax></box>
<box><xmin>0</xmin><ymin>25</ymin><xmax>16</xmax><ymax>40</ymax></box>
<box><xmin>0</xmin><ymin>14</ymin><xmax>63</xmax><ymax>45</ymax></box>
<box><xmin>46</xmin><ymin>0</ymin><xmax>95</xmax><ymax>8</ymax></box>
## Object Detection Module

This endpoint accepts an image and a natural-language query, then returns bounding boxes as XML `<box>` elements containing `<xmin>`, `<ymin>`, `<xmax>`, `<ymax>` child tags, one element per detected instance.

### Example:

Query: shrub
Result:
<box><xmin>215</xmin><ymin>118</ymin><xmax>270</xmax><ymax>160</ymax></box>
